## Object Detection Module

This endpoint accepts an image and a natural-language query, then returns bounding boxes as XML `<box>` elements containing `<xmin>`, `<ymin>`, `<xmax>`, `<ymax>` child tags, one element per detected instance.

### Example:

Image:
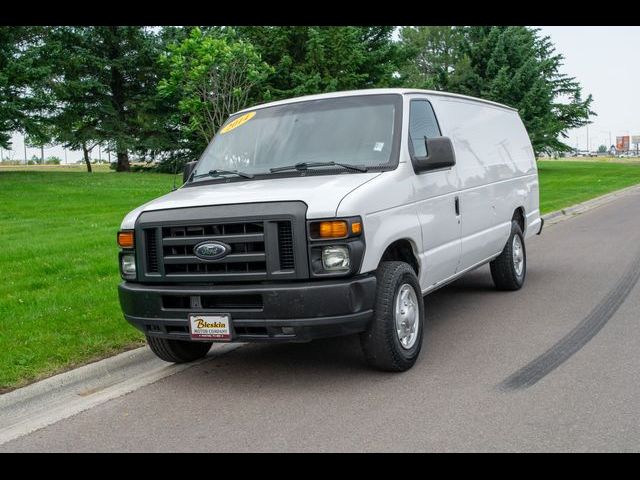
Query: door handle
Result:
<box><xmin>454</xmin><ymin>196</ymin><xmax>460</xmax><ymax>216</ymax></box>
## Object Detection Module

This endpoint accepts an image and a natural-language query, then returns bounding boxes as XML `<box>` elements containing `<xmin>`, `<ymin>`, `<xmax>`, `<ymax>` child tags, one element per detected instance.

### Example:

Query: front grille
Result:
<box><xmin>160</xmin><ymin>221</ymin><xmax>267</xmax><ymax>278</ymax></box>
<box><xmin>277</xmin><ymin>221</ymin><xmax>295</xmax><ymax>270</ymax></box>
<box><xmin>201</xmin><ymin>294</ymin><xmax>262</xmax><ymax>309</ymax></box>
<box><xmin>162</xmin><ymin>294</ymin><xmax>263</xmax><ymax>310</ymax></box>
<box><xmin>136</xmin><ymin>202</ymin><xmax>308</xmax><ymax>283</ymax></box>
<box><xmin>145</xmin><ymin>229</ymin><xmax>159</xmax><ymax>273</ymax></box>
<box><xmin>234</xmin><ymin>326</ymin><xmax>268</xmax><ymax>336</ymax></box>
<box><xmin>164</xmin><ymin>261</ymin><xmax>266</xmax><ymax>275</ymax></box>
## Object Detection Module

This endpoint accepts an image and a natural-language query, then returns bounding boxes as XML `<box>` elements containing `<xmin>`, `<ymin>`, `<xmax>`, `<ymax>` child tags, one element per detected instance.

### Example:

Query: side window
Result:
<box><xmin>409</xmin><ymin>100</ymin><xmax>441</xmax><ymax>157</ymax></box>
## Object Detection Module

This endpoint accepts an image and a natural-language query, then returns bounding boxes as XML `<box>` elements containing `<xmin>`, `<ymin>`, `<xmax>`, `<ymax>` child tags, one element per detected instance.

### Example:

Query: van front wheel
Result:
<box><xmin>490</xmin><ymin>220</ymin><xmax>526</xmax><ymax>290</ymax></box>
<box><xmin>146</xmin><ymin>336</ymin><xmax>212</xmax><ymax>363</ymax></box>
<box><xmin>360</xmin><ymin>261</ymin><xmax>424</xmax><ymax>372</ymax></box>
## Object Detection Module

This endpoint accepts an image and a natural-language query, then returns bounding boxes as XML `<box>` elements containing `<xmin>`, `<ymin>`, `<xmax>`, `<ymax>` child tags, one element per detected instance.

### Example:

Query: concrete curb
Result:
<box><xmin>0</xmin><ymin>347</ymin><xmax>152</xmax><ymax>408</ymax></box>
<box><xmin>0</xmin><ymin>343</ymin><xmax>242</xmax><ymax>446</ymax></box>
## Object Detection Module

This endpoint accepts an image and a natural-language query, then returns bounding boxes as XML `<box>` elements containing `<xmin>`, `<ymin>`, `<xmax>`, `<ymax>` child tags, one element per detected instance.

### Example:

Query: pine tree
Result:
<box><xmin>33</xmin><ymin>27</ymin><xmax>166</xmax><ymax>171</ymax></box>
<box><xmin>398</xmin><ymin>26</ymin><xmax>594</xmax><ymax>154</ymax></box>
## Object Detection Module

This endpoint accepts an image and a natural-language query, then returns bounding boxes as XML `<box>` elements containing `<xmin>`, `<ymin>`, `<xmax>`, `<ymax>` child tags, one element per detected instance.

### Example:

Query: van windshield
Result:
<box><xmin>190</xmin><ymin>94</ymin><xmax>402</xmax><ymax>182</ymax></box>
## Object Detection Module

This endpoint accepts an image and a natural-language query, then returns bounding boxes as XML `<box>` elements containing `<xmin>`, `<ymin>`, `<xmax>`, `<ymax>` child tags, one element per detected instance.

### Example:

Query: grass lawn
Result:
<box><xmin>0</xmin><ymin>171</ymin><xmax>178</xmax><ymax>391</ymax></box>
<box><xmin>1</xmin><ymin>160</ymin><xmax>640</xmax><ymax>391</ymax></box>
<box><xmin>537</xmin><ymin>160</ymin><xmax>640</xmax><ymax>213</ymax></box>
<box><xmin>0</xmin><ymin>163</ymin><xmax>113</xmax><ymax>172</ymax></box>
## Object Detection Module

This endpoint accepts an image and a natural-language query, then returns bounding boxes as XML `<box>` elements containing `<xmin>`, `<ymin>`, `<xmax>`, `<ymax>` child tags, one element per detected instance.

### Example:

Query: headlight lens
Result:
<box><xmin>321</xmin><ymin>246</ymin><xmax>350</xmax><ymax>270</ymax></box>
<box><xmin>121</xmin><ymin>254</ymin><xmax>136</xmax><ymax>276</ymax></box>
<box><xmin>308</xmin><ymin>217</ymin><xmax>363</xmax><ymax>276</ymax></box>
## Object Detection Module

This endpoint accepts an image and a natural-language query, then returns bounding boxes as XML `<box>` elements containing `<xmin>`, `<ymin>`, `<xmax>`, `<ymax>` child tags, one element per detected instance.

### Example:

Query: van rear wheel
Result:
<box><xmin>146</xmin><ymin>336</ymin><xmax>212</xmax><ymax>363</ymax></box>
<box><xmin>490</xmin><ymin>220</ymin><xmax>526</xmax><ymax>290</ymax></box>
<box><xmin>360</xmin><ymin>261</ymin><xmax>424</xmax><ymax>372</ymax></box>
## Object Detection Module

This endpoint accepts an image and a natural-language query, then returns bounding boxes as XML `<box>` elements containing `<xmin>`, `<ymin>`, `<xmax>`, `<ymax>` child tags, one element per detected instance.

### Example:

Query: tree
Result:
<box><xmin>32</xmin><ymin>27</ymin><xmax>166</xmax><ymax>172</ymax></box>
<box><xmin>398</xmin><ymin>26</ymin><xmax>594</xmax><ymax>155</ymax></box>
<box><xmin>597</xmin><ymin>144</ymin><xmax>607</xmax><ymax>154</ymax></box>
<box><xmin>0</xmin><ymin>27</ymin><xmax>50</xmax><ymax>149</ymax></box>
<box><xmin>236</xmin><ymin>26</ymin><xmax>403</xmax><ymax>100</ymax></box>
<box><xmin>398</xmin><ymin>26</ymin><xmax>465</xmax><ymax>90</ymax></box>
<box><xmin>157</xmin><ymin>28</ymin><xmax>272</xmax><ymax>158</ymax></box>
<box><xmin>24</xmin><ymin>133</ymin><xmax>50</xmax><ymax>164</ymax></box>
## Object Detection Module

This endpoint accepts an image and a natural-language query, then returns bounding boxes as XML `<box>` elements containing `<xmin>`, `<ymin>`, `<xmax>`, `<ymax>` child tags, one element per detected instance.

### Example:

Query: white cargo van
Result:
<box><xmin>117</xmin><ymin>88</ymin><xmax>542</xmax><ymax>371</ymax></box>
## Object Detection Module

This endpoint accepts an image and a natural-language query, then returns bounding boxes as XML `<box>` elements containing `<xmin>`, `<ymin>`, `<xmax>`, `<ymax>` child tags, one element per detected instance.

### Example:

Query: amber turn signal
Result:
<box><xmin>319</xmin><ymin>221</ymin><xmax>348</xmax><ymax>239</ymax></box>
<box><xmin>117</xmin><ymin>231</ymin><xmax>135</xmax><ymax>249</ymax></box>
<box><xmin>351</xmin><ymin>222</ymin><xmax>362</xmax><ymax>235</ymax></box>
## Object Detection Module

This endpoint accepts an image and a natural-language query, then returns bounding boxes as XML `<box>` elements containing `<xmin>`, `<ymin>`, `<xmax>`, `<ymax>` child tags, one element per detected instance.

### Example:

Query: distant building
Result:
<box><xmin>614</xmin><ymin>135</ymin><xmax>640</xmax><ymax>155</ymax></box>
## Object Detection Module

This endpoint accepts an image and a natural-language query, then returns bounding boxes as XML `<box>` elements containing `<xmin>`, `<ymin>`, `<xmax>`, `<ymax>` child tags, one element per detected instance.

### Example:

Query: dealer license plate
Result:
<box><xmin>189</xmin><ymin>314</ymin><xmax>231</xmax><ymax>341</ymax></box>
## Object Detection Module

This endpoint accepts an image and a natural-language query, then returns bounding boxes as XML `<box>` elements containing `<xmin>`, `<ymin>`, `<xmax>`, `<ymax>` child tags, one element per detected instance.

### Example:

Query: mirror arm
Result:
<box><xmin>183</xmin><ymin>161</ymin><xmax>198</xmax><ymax>185</ymax></box>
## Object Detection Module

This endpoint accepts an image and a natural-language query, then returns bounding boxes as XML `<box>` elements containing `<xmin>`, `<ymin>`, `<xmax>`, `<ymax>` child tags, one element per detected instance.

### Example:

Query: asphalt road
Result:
<box><xmin>4</xmin><ymin>191</ymin><xmax>640</xmax><ymax>452</ymax></box>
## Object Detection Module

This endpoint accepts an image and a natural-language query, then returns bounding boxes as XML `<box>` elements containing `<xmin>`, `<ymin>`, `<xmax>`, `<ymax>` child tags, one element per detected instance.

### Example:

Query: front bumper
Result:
<box><xmin>118</xmin><ymin>274</ymin><xmax>376</xmax><ymax>343</ymax></box>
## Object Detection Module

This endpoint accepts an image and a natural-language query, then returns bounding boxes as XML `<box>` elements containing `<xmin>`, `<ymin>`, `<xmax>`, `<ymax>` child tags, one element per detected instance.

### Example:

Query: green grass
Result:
<box><xmin>537</xmin><ymin>160</ymin><xmax>640</xmax><ymax>213</ymax></box>
<box><xmin>1</xmin><ymin>160</ymin><xmax>640</xmax><ymax>391</ymax></box>
<box><xmin>0</xmin><ymin>171</ymin><xmax>178</xmax><ymax>391</ymax></box>
<box><xmin>0</xmin><ymin>164</ymin><xmax>113</xmax><ymax>172</ymax></box>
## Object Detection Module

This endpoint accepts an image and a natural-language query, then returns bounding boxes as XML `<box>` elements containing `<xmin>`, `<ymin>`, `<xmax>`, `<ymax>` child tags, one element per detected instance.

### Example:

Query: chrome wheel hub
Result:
<box><xmin>395</xmin><ymin>283</ymin><xmax>419</xmax><ymax>350</ymax></box>
<box><xmin>512</xmin><ymin>235</ymin><xmax>524</xmax><ymax>277</ymax></box>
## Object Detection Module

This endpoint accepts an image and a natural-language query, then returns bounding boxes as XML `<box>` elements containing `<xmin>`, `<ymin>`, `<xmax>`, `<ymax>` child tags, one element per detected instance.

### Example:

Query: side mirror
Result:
<box><xmin>413</xmin><ymin>136</ymin><xmax>456</xmax><ymax>173</ymax></box>
<box><xmin>183</xmin><ymin>161</ymin><xmax>198</xmax><ymax>184</ymax></box>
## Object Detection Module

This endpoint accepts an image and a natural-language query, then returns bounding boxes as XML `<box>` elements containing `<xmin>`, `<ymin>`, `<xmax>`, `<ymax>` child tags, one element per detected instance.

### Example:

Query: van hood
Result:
<box><xmin>121</xmin><ymin>172</ymin><xmax>382</xmax><ymax>229</ymax></box>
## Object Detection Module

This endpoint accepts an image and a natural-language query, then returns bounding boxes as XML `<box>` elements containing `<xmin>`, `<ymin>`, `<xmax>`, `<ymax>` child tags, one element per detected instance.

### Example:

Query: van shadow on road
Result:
<box><xmin>190</xmin><ymin>266</ymin><xmax>517</xmax><ymax>387</ymax></box>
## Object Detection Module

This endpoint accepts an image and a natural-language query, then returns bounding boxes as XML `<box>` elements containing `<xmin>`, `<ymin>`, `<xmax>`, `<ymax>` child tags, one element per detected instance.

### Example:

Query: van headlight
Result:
<box><xmin>121</xmin><ymin>253</ymin><xmax>137</xmax><ymax>278</ymax></box>
<box><xmin>322</xmin><ymin>246</ymin><xmax>350</xmax><ymax>270</ymax></box>
<box><xmin>307</xmin><ymin>216</ymin><xmax>365</xmax><ymax>277</ymax></box>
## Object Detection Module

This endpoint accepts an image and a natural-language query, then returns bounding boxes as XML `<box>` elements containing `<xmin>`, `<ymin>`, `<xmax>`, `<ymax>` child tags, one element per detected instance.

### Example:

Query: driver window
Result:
<box><xmin>409</xmin><ymin>100</ymin><xmax>441</xmax><ymax>157</ymax></box>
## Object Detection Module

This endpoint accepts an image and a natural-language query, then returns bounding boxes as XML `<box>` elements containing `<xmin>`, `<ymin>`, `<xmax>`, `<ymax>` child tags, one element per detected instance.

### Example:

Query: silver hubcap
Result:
<box><xmin>512</xmin><ymin>235</ymin><xmax>524</xmax><ymax>277</ymax></box>
<box><xmin>395</xmin><ymin>283</ymin><xmax>419</xmax><ymax>350</ymax></box>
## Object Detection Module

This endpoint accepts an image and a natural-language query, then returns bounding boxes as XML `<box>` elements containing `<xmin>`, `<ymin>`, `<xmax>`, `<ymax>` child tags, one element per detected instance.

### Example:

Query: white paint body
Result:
<box><xmin>121</xmin><ymin>88</ymin><xmax>541</xmax><ymax>293</ymax></box>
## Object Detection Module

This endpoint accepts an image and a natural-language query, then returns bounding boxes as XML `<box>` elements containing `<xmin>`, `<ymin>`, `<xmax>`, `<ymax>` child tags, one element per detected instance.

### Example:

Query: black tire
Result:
<box><xmin>146</xmin><ymin>336</ymin><xmax>213</xmax><ymax>363</ymax></box>
<box><xmin>360</xmin><ymin>261</ymin><xmax>425</xmax><ymax>372</ymax></box>
<box><xmin>490</xmin><ymin>220</ymin><xmax>526</xmax><ymax>291</ymax></box>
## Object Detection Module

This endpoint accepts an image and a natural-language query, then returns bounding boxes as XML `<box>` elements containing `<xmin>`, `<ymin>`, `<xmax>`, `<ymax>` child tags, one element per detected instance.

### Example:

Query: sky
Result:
<box><xmin>537</xmin><ymin>26</ymin><xmax>640</xmax><ymax>150</ymax></box>
<box><xmin>3</xmin><ymin>26</ymin><xmax>639</xmax><ymax>162</ymax></box>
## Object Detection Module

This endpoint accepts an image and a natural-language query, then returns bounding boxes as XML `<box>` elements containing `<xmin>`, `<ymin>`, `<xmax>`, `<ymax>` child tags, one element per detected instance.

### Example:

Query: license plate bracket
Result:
<box><xmin>188</xmin><ymin>314</ymin><xmax>231</xmax><ymax>341</ymax></box>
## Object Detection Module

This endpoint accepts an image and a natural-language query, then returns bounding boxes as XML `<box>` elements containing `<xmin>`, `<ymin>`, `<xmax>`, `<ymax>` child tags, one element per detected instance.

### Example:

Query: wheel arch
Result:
<box><xmin>379</xmin><ymin>238</ymin><xmax>421</xmax><ymax>277</ymax></box>
<box><xmin>512</xmin><ymin>206</ymin><xmax>526</xmax><ymax>233</ymax></box>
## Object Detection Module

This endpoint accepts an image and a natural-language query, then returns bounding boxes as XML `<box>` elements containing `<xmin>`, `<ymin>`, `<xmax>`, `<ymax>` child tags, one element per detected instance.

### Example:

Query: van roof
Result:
<box><xmin>236</xmin><ymin>88</ymin><xmax>518</xmax><ymax>114</ymax></box>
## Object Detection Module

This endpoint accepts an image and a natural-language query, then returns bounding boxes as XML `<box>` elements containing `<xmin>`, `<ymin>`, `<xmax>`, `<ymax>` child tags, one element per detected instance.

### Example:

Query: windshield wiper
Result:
<box><xmin>270</xmin><ymin>161</ymin><xmax>368</xmax><ymax>173</ymax></box>
<box><xmin>192</xmin><ymin>169</ymin><xmax>255</xmax><ymax>180</ymax></box>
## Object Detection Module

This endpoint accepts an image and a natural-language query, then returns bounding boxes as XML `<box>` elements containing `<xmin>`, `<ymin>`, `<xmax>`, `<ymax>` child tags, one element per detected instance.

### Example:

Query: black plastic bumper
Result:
<box><xmin>118</xmin><ymin>274</ymin><xmax>376</xmax><ymax>343</ymax></box>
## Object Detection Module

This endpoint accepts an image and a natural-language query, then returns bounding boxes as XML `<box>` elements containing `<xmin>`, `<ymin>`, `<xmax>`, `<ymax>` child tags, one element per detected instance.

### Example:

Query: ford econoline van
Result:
<box><xmin>117</xmin><ymin>88</ymin><xmax>542</xmax><ymax>372</ymax></box>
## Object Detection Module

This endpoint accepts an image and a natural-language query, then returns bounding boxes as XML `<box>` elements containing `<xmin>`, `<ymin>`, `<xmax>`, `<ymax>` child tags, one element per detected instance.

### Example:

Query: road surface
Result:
<box><xmin>3</xmin><ymin>191</ymin><xmax>640</xmax><ymax>452</ymax></box>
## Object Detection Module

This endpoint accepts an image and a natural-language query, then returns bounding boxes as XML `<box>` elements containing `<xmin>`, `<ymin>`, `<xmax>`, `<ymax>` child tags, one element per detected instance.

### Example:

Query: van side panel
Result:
<box><xmin>429</xmin><ymin>97</ymin><xmax>539</xmax><ymax>271</ymax></box>
<box><xmin>338</xmin><ymin>161</ymin><xmax>461</xmax><ymax>290</ymax></box>
<box><xmin>338</xmin><ymin>95</ymin><xmax>462</xmax><ymax>291</ymax></box>
<box><xmin>336</xmin><ymin>166</ymin><xmax>423</xmax><ymax>278</ymax></box>
<box><xmin>407</xmin><ymin>96</ymin><xmax>462</xmax><ymax>288</ymax></box>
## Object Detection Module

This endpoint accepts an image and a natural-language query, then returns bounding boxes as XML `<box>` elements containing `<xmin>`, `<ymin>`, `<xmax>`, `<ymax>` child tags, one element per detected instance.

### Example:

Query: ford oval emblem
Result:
<box><xmin>193</xmin><ymin>241</ymin><xmax>231</xmax><ymax>260</ymax></box>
